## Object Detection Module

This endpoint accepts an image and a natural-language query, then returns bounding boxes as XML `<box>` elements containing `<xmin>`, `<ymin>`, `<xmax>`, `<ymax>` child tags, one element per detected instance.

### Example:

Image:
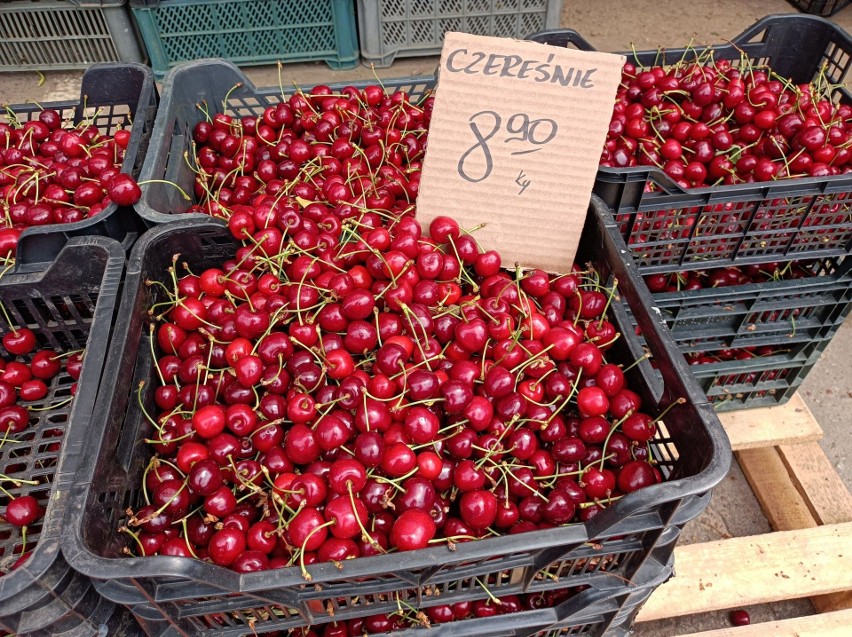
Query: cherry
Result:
<box><xmin>618</xmin><ymin>460</ymin><xmax>657</xmax><ymax>493</ymax></box>
<box><xmin>459</xmin><ymin>490</ymin><xmax>497</xmax><ymax>531</ymax></box>
<box><xmin>404</xmin><ymin>406</ymin><xmax>440</xmax><ymax>444</ymax></box>
<box><xmin>327</xmin><ymin>458</ymin><xmax>367</xmax><ymax>494</ymax></box>
<box><xmin>3</xmin><ymin>328</ymin><xmax>36</xmax><ymax>356</ymax></box>
<box><xmin>188</xmin><ymin>459</ymin><xmax>224</xmax><ymax>496</ymax></box>
<box><xmin>152</xmin><ymin>479</ymin><xmax>190</xmax><ymax>517</ymax></box>
<box><xmin>106</xmin><ymin>174</ymin><xmax>142</xmax><ymax>206</ymax></box>
<box><xmin>289</xmin><ymin>507</ymin><xmax>328</xmax><ymax>551</ymax></box>
<box><xmin>730</xmin><ymin>609</ymin><xmax>750</xmax><ymax>626</ymax></box>
<box><xmin>0</xmin><ymin>405</ymin><xmax>29</xmax><ymax>434</ymax></box>
<box><xmin>4</xmin><ymin>495</ymin><xmax>43</xmax><ymax>526</ymax></box>
<box><xmin>232</xmin><ymin>550</ymin><xmax>270</xmax><ymax>573</ymax></box>
<box><xmin>581</xmin><ymin>467</ymin><xmax>616</xmax><ymax>499</ymax></box>
<box><xmin>577</xmin><ymin>386</ymin><xmax>609</xmax><ymax>417</ymax></box>
<box><xmin>208</xmin><ymin>527</ymin><xmax>246</xmax><ymax>566</ymax></box>
<box><xmin>204</xmin><ymin>485</ymin><xmax>237</xmax><ymax>518</ymax></box>
<box><xmin>192</xmin><ymin>404</ymin><xmax>226</xmax><ymax>439</ymax></box>
<box><xmin>391</xmin><ymin>509</ymin><xmax>436</xmax><ymax>550</ymax></box>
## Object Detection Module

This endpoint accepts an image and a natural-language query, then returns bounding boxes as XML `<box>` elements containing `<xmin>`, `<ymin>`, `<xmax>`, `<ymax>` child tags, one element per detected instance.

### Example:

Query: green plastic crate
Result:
<box><xmin>0</xmin><ymin>1</ymin><xmax>144</xmax><ymax>71</ymax></box>
<box><xmin>130</xmin><ymin>0</ymin><xmax>358</xmax><ymax>77</ymax></box>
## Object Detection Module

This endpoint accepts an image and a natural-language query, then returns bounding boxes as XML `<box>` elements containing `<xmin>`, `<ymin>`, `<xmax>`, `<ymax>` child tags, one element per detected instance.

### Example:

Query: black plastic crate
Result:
<box><xmin>787</xmin><ymin>0</ymin><xmax>851</xmax><ymax>16</ymax></box>
<box><xmin>0</xmin><ymin>236</ymin><xmax>124</xmax><ymax>635</ymax></box>
<box><xmin>597</xmin><ymin>198</ymin><xmax>852</xmax><ymax>409</ymax></box>
<box><xmin>132</xmin><ymin>554</ymin><xmax>672</xmax><ymax>637</ymax></box>
<box><xmin>528</xmin><ymin>15</ymin><xmax>852</xmax><ymax>274</ymax></box>
<box><xmin>6</xmin><ymin>63</ymin><xmax>157</xmax><ymax>269</ymax></box>
<box><xmin>61</xmin><ymin>197</ymin><xmax>731</xmax><ymax>636</ymax></box>
<box><xmin>136</xmin><ymin>58</ymin><xmax>435</xmax><ymax>226</ymax></box>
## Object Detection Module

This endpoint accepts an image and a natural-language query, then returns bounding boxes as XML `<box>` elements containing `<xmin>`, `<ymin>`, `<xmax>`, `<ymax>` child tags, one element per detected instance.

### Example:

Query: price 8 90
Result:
<box><xmin>457</xmin><ymin>110</ymin><xmax>558</xmax><ymax>184</ymax></box>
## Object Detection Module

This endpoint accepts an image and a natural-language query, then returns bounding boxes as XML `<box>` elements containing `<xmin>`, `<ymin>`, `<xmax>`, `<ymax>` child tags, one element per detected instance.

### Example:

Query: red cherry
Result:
<box><xmin>4</xmin><ymin>495</ymin><xmax>44</xmax><ymax>526</ymax></box>
<box><xmin>208</xmin><ymin>527</ymin><xmax>247</xmax><ymax>566</ymax></box>
<box><xmin>458</xmin><ymin>490</ymin><xmax>498</xmax><ymax>531</ymax></box>
<box><xmin>391</xmin><ymin>509</ymin><xmax>436</xmax><ymax>550</ymax></box>
<box><xmin>3</xmin><ymin>328</ymin><xmax>36</xmax><ymax>356</ymax></box>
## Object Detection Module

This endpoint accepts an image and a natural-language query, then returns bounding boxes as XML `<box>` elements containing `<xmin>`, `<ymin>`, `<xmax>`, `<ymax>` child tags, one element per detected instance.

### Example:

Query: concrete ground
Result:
<box><xmin>0</xmin><ymin>0</ymin><xmax>850</xmax><ymax>634</ymax></box>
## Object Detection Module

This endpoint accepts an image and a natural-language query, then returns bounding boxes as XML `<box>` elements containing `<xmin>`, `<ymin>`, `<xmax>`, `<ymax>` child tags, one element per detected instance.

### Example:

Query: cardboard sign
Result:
<box><xmin>417</xmin><ymin>33</ymin><xmax>625</xmax><ymax>273</ymax></box>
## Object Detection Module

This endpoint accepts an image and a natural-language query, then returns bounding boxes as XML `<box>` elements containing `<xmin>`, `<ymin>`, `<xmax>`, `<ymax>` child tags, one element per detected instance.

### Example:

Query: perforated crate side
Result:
<box><xmin>0</xmin><ymin>0</ymin><xmax>143</xmax><ymax>71</ymax></box>
<box><xmin>130</xmin><ymin>0</ymin><xmax>358</xmax><ymax>78</ymax></box>
<box><xmin>652</xmin><ymin>256</ymin><xmax>852</xmax><ymax>350</ymax></box>
<box><xmin>137</xmin><ymin>58</ymin><xmax>435</xmax><ymax>226</ymax></box>
<box><xmin>0</xmin><ymin>236</ymin><xmax>124</xmax><ymax>635</ymax></box>
<box><xmin>689</xmin><ymin>342</ymin><xmax>830</xmax><ymax>411</ymax></box>
<box><xmin>358</xmin><ymin>0</ymin><xmax>563</xmax><ymax>67</ymax></box>
<box><xmin>131</xmin><ymin>552</ymin><xmax>673</xmax><ymax>637</ymax></box>
<box><xmin>61</xmin><ymin>200</ymin><xmax>730</xmax><ymax>634</ymax></box>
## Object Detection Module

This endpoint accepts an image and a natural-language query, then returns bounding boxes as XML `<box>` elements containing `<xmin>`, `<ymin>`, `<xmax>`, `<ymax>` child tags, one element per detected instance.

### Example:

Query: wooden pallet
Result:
<box><xmin>633</xmin><ymin>394</ymin><xmax>852</xmax><ymax>635</ymax></box>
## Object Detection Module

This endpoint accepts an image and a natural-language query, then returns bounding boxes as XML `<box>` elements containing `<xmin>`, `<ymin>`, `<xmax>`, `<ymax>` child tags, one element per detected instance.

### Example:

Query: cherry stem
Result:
<box><xmin>299</xmin><ymin>519</ymin><xmax>336</xmax><ymax>580</ymax></box>
<box><xmin>348</xmin><ymin>483</ymin><xmax>384</xmax><ymax>552</ymax></box>
<box><xmin>653</xmin><ymin>397</ymin><xmax>687</xmax><ymax>425</ymax></box>
<box><xmin>136</xmin><ymin>179</ymin><xmax>191</xmax><ymax>201</ymax></box>
<box><xmin>620</xmin><ymin>353</ymin><xmax>651</xmax><ymax>374</ymax></box>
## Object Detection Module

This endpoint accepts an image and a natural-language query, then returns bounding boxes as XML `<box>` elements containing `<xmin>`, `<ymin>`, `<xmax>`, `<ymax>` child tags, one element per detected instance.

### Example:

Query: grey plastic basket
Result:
<box><xmin>357</xmin><ymin>0</ymin><xmax>563</xmax><ymax>67</ymax></box>
<box><xmin>0</xmin><ymin>0</ymin><xmax>144</xmax><ymax>72</ymax></box>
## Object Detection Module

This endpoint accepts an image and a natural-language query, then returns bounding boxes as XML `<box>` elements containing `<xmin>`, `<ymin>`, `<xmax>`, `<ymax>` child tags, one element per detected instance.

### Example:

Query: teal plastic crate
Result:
<box><xmin>130</xmin><ymin>0</ymin><xmax>358</xmax><ymax>77</ymax></box>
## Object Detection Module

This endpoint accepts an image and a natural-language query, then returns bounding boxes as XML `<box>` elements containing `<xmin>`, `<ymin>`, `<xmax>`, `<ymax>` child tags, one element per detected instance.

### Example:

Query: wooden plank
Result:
<box><xmin>675</xmin><ymin>608</ymin><xmax>852</xmax><ymax>637</ymax></box>
<box><xmin>636</xmin><ymin>523</ymin><xmax>852</xmax><ymax>622</ymax></box>
<box><xmin>718</xmin><ymin>393</ymin><xmax>823</xmax><ymax>450</ymax></box>
<box><xmin>778</xmin><ymin>443</ymin><xmax>852</xmax><ymax>526</ymax></box>
<box><xmin>737</xmin><ymin>447</ymin><xmax>817</xmax><ymax>531</ymax></box>
<box><xmin>736</xmin><ymin>445</ymin><xmax>852</xmax><ymax>613</ymax></box>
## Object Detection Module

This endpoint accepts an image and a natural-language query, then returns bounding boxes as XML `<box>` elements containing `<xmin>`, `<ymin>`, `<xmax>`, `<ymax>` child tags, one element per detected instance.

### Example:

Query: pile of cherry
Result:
<box><xmin>0</xmin><ymin>109</ymin><xmax>142</xmax><ymax>261</ymax></box>
<box><xmin>123</xmin><ymin>82</ymin><xmax>670</xmax><ymax>632</ymax></box>
<box><xmin>0</xmin><ymin>326</ymin><xmax>84</xmax><ymax>575</ymax></box>
<box><xmin>602</xmin><ymin>58</ymin><xmax>852</xmax><ymax>186</ymax></box>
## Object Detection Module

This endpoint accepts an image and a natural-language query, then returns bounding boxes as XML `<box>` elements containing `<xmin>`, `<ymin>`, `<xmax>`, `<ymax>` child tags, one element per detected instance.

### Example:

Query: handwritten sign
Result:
<box><xmin>417</xmin><ymin>33</ymin><xmax>625</xmax><ymax>273</ymax></box>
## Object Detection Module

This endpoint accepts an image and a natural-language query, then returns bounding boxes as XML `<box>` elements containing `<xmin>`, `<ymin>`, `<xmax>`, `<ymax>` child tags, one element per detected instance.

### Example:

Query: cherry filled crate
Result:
<box><xmin>59</xmin><ymin>199</ymin><xmax>731</xmax><ymax>637</ymax></box>
<box><xmin>617</xmin><ymin>252</ymin><xmax>852</xmax><ymax>410</ymax></box>
<box><xmin>134</xmin><ymin>58</ymin><xmax>436</xmax><ymax>228</ymax></box>
<box><xmin>6</xmin><ymin>63</ymin><xmax>157</xmax><ymax>268</ymax></box>
<box><xmin>0</xmin><ymin>236</ymin><xmax>124</xmax><ymax>636</ymax></box>
<box><xmin>529</xmin><ymin>14</ymin><xmax>852</xmax><ymax>274</ymax></box>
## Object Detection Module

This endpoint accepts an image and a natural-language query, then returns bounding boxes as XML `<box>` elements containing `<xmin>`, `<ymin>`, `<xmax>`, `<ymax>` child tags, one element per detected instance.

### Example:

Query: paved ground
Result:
<box><xmin>1</xmin><ymin>0</ymin><xmax>850</xmax><ymax>634</ymax></box>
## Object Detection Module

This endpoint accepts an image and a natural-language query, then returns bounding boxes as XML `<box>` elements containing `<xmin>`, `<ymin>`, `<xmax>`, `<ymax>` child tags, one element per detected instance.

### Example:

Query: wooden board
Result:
<box><xmin>636</xmin><ymin>523</ymin><xmax>852</xmax><ymax>622</ymax></box>
<box><xmin>778</xmin><ymin>443</ymin><xmax>852</xmax><ymax>526</ymax></box>
<box><xmin>737</xmin><ymin>443</ymin><xmax>852</xmax><ymax>613</ymax></box>
<box><xmin>676</xmin><ymin>608</ymin><xmax>852</xmax><ymax>637</ymax></box>
<box><xmin>737</xmin><ymin>447</ymin><xmax>817</xmax><ymax>531</ymax></box>
<box><xmin>718</xmin><ymin>394</ymin><xmax>823</xmax><ymax>451</ymax></box>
